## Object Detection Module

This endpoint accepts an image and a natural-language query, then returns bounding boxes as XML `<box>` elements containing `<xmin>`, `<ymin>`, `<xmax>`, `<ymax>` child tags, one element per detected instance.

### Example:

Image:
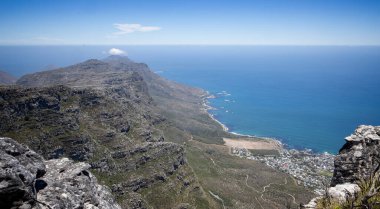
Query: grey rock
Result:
<box><xmin>331</xmin><ymin>125</ymin><xmax>380</xmax><ymax>186</ymax></box>
<box><xmin>36</xmin><ymin>158</ymin><xmax>121</xmax><ymax>209</ymax></box>
<box><xmin>327</xmin><ymin>183</ymin><xmax>360</xmax><ymax>202</ymax></box>
<box><xmin>0</xmin><ymin>137</ymin><xmax>121</xmax><ymax>209</ymax></box>
<box><xmin>0</xmin><ymin>137</ymin><xmax>46</xmax><ymax>209</ymax></box>
<box><xmin>120</xmin><ymin>125</ymin><xmax>130</xmax><ymax>133</ymax></box>
<box><xmin>302</xmin><ymin>197</ymin><xmax>321</xmax><ymax>208</ymax></box>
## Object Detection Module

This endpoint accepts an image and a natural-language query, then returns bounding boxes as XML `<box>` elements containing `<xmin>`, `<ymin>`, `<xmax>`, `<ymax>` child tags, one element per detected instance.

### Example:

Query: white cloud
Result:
<box><xmin>113</xmin><ymin>23</ymin><xmax>161</xmax><ymax>35</ymax></box>
<box><xmin>108</xmin><ymin>48</ymin><xmax>126</xmax><ymax>55</ymax></box>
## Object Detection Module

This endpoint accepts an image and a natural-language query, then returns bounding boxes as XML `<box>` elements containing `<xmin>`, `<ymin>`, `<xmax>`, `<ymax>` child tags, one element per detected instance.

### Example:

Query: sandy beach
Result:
<box><xmin>223</xmin><ymin>137</ymin><xmax>282</xmax><ymax>150</ymax></box>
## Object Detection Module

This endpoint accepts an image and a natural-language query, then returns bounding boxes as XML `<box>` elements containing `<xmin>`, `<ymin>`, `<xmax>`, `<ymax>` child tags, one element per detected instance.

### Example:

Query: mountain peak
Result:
<box><xmin>103</xmin><ymin>55</ymin><xmax>132</xmax><ymax>64</ymax></box>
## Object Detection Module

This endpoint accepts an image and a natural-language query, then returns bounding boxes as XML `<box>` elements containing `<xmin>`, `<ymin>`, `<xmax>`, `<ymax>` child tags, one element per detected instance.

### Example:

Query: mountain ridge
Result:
<box><xmin>1</xmin><ymin>55</ymin><xmax>314</xmax><ymax>208</ymax></box>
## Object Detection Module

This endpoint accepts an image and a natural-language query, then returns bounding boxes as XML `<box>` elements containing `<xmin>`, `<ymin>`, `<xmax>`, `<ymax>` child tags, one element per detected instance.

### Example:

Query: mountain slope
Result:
<box><xmin>3</xmin><ymin>59</ymin><xmax>218</xmax><ymax>209</ymax></box>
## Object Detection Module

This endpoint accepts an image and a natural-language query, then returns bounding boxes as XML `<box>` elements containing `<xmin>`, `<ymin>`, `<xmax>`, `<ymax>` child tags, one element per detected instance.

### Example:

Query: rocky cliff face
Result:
<box><xmin>302</xmin><ymin>125</ymin><xmax>380</xmax><ymax>208</ymax></box>
<box><xmin>0</xmin><ymin>137</ymin><xmax>121</xmax><ymax>209</ymax></box>
<box><xmin>331</xmin><ymin>125</ymin><xmax>380</xmax><ymax>186</ymax></box>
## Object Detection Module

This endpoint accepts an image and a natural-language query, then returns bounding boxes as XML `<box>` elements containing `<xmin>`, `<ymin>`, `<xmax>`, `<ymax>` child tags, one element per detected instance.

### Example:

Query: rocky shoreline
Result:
<box><xmin>201</xmin><ymin>92</ymin><xmax>230</xmax><ymax>132</ymax></box>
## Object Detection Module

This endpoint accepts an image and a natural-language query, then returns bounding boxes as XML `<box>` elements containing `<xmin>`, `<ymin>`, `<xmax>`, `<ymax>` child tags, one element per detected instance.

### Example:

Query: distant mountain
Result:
<box><xmin>0</xmin><ymin>70</ymin><xmax>17</xmax><ymax>85</ymax></box>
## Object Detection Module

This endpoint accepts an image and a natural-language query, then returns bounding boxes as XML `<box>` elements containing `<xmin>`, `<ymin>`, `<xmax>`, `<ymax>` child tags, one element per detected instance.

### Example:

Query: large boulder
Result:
<box><xmin>331</xmin><ymin>125</ymin><xmax>380</xmax><ymax>186</ymax></box>
<box><xmin>37</xmin><ymin>158</ymin><xmax>121</xmax><ymax>209</ymax></box>
<box><xmin>327</xmin><ymin>183</ymin><xmax>360</xmax><ymax>202</ymax></box>
<box><xmin>302</xmin><ymin>126</ymin><xmax>380</xmax><ymax>208</ymax></box>
<box><xmin>0</xmin><ymin>137</ymin><xmax>46</xmax><ymax>209</ymax></box>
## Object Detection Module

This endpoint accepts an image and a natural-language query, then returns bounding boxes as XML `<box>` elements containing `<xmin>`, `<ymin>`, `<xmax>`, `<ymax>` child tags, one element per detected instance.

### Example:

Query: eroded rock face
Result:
<box><xmin>0</xmin><ymin>137</ymin><xmax>46</xmax><ymax>209</ymax></box>
<box><xmin>0</xmin><ymin>137</ymin><xmax>121</xmax><ymax>209</ymax></box>
<box><xmin>331</xmin><ymin>125</ymin><xmax>380</xmax><ymax>186</ymax></box>
<box><xmin>37</xmin><ymin>158</ymin><xmax>121</xmax><ymax>209</ymax></box>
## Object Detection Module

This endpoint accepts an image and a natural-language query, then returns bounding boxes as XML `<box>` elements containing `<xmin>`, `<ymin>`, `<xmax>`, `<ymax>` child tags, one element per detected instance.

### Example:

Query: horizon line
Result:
<box><xmin>0</xmin><ymin>44</ymin><xmax>380</xmax><ymax>47</ymax></box>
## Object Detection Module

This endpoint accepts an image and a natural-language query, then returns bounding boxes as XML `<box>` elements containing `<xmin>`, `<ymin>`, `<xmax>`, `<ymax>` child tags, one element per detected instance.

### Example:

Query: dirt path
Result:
<box><xmin>245</xmin><ymin>175</ymin><xmax>296</xmax><ymax>208</ymax></box>
<box><xmin>209</xmin><ymin>191</ymin><xmax>226</xmax><ymax>209</ymax></box>
<box><xmin>209</xmin><ymin>157</ymin><xmax>217</xmax><ymax>166</ymax></box>
<box><xmin>245</xmin><ymin>174</ymin><xmax>261</xmax><ymax>193</ymax></box>
<box><xmin>255</xmin><ymin>197</ymin><xmax>264</xmax><ymax>209</ymax></box>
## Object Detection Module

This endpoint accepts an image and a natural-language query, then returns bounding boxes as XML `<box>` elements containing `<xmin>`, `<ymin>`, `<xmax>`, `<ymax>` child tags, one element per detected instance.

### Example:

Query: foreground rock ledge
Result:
<box><xmin>0</xmin><ymin>137</ymin><xmax>121</xmax><ymax>209</ymax></box>
<box><xmin>332</xmin><ymin>125</ymin><xmax>380</xmax><ymax>186</ymax></box>
<box><xmin>302</xmin><ymin>125</ymin><xmax>380</xmax><ymax>208</ymax></box>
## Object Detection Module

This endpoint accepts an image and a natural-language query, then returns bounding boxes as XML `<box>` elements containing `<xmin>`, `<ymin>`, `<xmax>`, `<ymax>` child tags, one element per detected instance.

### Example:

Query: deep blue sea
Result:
<box><xmin>1</xmin><ymin>46</ymin><xmax>379</xmax><ymax>153</ymax></box>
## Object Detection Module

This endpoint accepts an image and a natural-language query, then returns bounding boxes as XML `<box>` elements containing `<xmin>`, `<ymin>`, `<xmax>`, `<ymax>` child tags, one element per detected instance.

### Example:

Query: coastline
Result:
<box><xmin>202</xmin><ymin>91</ymin><xmax>334</xmax><ymax>155</ymax></box>
<box><xmin>201</xmin><ymin>93</ymin><xmax>229</xmax><ymax>132</ymax></box>
<box><xmin>201</xmin><ymin>91</ymin><xmax>283</xmax><ymax>148</ymax></box>
<box><xmin>201</xmin><ymin>91</ymin><xmax>335</xmax><ymax>194</ymax></box>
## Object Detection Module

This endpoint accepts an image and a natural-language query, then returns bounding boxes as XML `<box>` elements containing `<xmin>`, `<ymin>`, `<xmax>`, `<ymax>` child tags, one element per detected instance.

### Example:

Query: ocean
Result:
<box><xmin>1</xmin><ymin>45</ymin><xmax>379</xmax><ymax>153</ymax></box>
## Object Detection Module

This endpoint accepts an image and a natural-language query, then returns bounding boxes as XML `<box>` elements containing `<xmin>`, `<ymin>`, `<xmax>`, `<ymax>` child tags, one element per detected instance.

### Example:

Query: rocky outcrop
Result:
<box><xmin>0</xmin><ymin>137</ymin><xmax>46</xmax><ymax>209</ymax></box>
<box><xmin>302</xmin><ymin>125</ymin><xmax>380</xmax><ymax>208</ymax></box>
<box><xmin>327</xmin><ymin>183</ymin><xmax>360</xmax><ymax>202</ymax></box>
<box><xmin>331</xmin><ymin>125</ymin><xmax>380</xmax><ymax>186</ymax></box>
<box><xmin>0</xmin><ymin>137</ymin><xmax>121</xmax><ymax>209</ymax></box>
<box><xmin>37</xmin><ymin>158</ymin><xmax>121</xmax><ymax>209</ymax></box>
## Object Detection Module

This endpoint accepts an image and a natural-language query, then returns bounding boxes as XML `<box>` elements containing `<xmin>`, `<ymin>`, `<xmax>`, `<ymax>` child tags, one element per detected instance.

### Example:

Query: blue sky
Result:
<box><xmin>0</xmin><ymin>0</ymin><xmax>379</xmax><ymax>45</ymax></box>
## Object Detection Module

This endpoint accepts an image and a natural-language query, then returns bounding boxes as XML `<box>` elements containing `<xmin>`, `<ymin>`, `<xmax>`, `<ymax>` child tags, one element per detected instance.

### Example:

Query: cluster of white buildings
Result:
<box><xmin>231</xmin><ymin>147</ymin><xmax>335</xmax><ymax>194</ymax></box>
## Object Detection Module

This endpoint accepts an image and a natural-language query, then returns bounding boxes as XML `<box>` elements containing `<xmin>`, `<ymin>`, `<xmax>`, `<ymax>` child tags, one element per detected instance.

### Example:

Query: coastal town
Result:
<box><xmin>231</xmin><ymin>146</ymin><xmax>335</xmax><ymax>194</ymax></box>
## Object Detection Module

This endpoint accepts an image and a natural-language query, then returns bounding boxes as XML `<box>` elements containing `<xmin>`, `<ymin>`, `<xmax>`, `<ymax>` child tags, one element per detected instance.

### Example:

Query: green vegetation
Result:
<box><xmin>183</xmin><ymin>140</ymin><xmax>313</xmax><ymax>208</ymax></box>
